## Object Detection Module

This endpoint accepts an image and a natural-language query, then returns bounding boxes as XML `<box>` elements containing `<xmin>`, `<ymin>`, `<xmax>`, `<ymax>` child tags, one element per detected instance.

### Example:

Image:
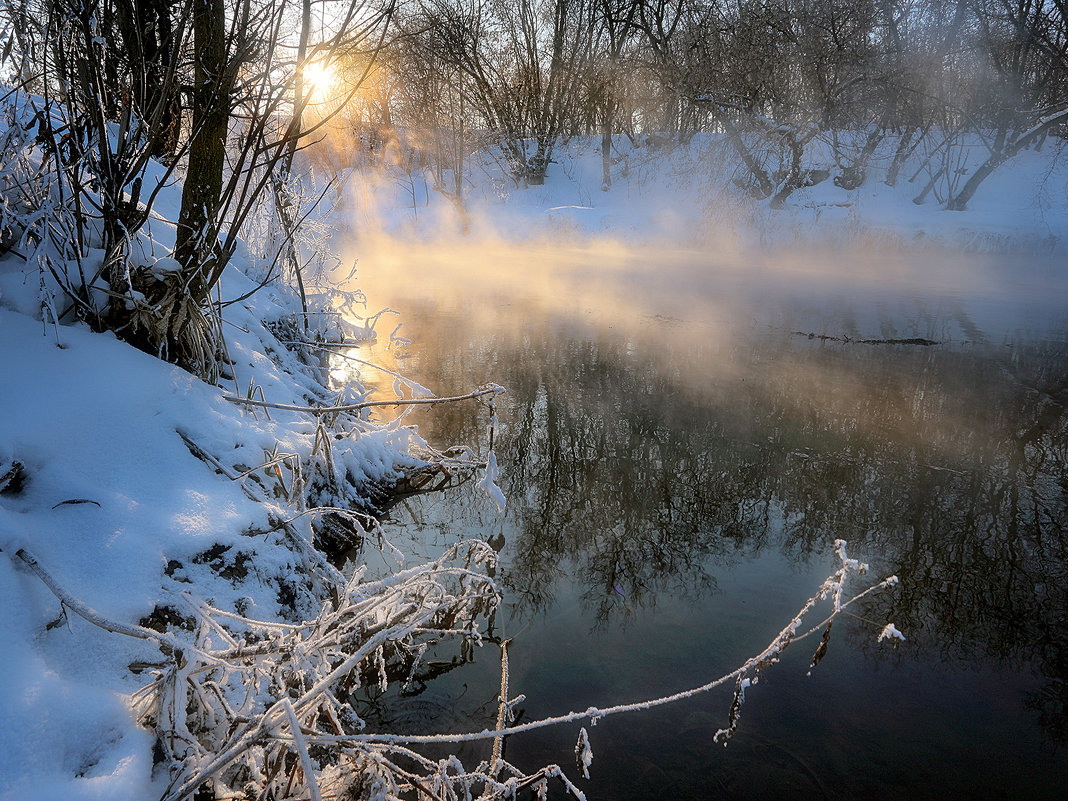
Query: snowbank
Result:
<box><xmin>334</xmin><ymin>133</ymin><xmax>1068</xmax><ymax>254</ymax></box>
<box><xmin>0</xmin><ymin>259</ymin><xmax>431</xmax><ymax>800</ymax></box>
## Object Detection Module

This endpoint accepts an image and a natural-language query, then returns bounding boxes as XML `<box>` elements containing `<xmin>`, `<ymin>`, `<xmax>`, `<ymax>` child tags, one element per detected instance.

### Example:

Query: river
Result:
<box><xmin>341</xmin><ymin>238</ymin><xmax>1068</xmax><ymax>800</ymax></box>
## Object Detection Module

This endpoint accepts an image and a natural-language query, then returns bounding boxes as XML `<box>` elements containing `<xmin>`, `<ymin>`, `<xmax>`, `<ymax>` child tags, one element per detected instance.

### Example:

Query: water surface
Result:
<box><xmin>345</xmin><ymin>240</ymin><xmax>1068</xmax><ymax>800</ymax></box>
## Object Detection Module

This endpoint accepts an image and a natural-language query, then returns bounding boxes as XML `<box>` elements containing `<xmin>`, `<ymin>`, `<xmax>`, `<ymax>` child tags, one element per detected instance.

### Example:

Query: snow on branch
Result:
<box><xmin>223</xmin><ymin>383</ymin><xmax>506</xmax><ymax>415</ymax></box>
<box><xmin>9</xmin><ymin>537</ymin><xmax>900</xmax><ymax>801</ymax></box>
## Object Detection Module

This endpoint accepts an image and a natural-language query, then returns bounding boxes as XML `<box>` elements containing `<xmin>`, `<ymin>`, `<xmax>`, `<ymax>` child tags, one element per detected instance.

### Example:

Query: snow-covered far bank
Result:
<box><xmin>328</xmin><ymin>132</ymin><xmax>1068</xmax><ymax>255</ymax></box>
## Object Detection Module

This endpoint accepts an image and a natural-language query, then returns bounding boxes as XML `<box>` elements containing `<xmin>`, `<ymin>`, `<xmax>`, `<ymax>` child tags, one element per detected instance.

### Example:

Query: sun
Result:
<box><xmin>302</xmin><ymin>59</ymin><xmax>335</xmax><ymax>104</ymax></box>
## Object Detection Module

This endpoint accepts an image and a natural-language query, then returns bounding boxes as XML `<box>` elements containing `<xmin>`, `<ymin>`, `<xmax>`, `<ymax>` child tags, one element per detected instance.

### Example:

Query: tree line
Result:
<box><xmin>353</xmin><ymin>0</ymin><xmax>1067</xmax><ymax>208</ymax></box>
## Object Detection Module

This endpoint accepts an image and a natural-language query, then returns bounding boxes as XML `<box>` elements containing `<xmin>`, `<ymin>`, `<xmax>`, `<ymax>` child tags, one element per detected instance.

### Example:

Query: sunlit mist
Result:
<box><xmin>337</xmin><ymin>220</ymin><xmax>1062</xmax><ymax>355</ymax></box>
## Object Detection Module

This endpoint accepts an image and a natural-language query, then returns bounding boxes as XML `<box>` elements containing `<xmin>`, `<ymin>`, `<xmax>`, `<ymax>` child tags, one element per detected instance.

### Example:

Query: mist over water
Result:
<box><xmin>343</xmin><ymin>230</ymin><xmax>1066</xmax><ymax>348</ymax></box>
<box><xmin>337</xmin><ymin>228</ymin><xmax>1068</xmax><ymax>800</ymax></box>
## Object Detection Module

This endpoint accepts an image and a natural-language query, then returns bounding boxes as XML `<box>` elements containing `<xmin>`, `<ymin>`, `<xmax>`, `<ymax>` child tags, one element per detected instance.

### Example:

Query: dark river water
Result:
<box><xmin>344</xmin><ymin>239</ymin><xmax>1068</xmax><ymax>800</ymax></box>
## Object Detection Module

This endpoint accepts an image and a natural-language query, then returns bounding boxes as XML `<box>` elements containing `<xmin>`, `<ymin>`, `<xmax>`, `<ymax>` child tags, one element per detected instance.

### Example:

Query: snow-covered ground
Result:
<box><xmin>334</xmin><ymin>133</ymin><xmax>1068</xmax><ymax>254</ymax></box>
<box><xmin>0</xmin><ymin>200</ymin><xmax>435</xmax><ymax>800</ymax></box>
<box><xmin>1</xmin><ymin>127</ymin><xmax>1066</xmax><ymax>800</ymax></box>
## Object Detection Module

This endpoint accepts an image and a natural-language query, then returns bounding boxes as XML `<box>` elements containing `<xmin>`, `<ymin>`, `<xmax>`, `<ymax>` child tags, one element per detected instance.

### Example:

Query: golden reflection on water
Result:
<box><xmin>334</xmin><ymin>234</ymin><xmax>1067</xmax><ymax>640</ymax></box>
<box><xmin>337</xmin><ymin>233</ymin><xmax>1064</xmax><ymax>469</ymax></box>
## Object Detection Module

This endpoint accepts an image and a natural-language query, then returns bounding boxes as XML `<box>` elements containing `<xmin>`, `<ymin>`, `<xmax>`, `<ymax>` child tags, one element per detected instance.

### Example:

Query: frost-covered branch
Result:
<box><xmin>223</xmin><ymin>383</ymin><xmax>505</xmax><ymax>414</ymax></box>
<box><xmin>11</xmin><ymin>533</ymin><xmax>898</xmax><ymax>801</ymax></box>
<box><xmin>10</xmin><ymin>548</ymin><xmax>194</xmax><ymax>655</ymax></box>
<box><xmin>290</xmin><ymin>541</ymin><xmax>899</xmax><ymax>749</ymax></box>
<box><xmin>141</xmin><ymin>538</ymin><xmax>896</xmax><ymax>801</ymax></box>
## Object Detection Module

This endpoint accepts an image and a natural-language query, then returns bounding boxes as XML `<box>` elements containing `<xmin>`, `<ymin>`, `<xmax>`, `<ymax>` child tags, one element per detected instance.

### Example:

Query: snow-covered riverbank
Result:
<box><xmin>334</xmin><ymin>133</ymin><xmax>1068</xmax><ymax>255</ymax></box>
<box><xmin>0</xmin><ymin>253</ymin><xmax>442</xmax><ymax>800</ymax></box>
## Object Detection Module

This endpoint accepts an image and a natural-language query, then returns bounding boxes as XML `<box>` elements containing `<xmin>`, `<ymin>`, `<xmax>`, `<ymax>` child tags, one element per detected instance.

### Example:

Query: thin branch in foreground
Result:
<box><xmin>282</xmin><ymin>698</ymin><xmax>323</xmax><ymax>801</ymax></box>
<box><xmin>298</xmin><ymin>541</ymin><xmax>901</xmax><ymax>750</ymax></box>
<box><xmin>222</xmin><ymin>383</ymin><xmax>505</xmax><ymax>414</ymax></box>
<box><xmin>11</xmin><ymin>548</ymin><xmax>186</xmax><ymax>653</ymax></box>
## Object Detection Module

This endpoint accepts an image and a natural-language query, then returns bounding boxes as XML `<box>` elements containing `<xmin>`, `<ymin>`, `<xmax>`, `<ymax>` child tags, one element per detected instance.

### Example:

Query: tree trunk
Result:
<box><xmin>947</xmin><ymin>108</ymin><xmax>1068</xmax><ymax>210</ymax></box>
<box><xmin>527</xmin><ymin>136</ymin><xmax>551</xmax><ymax>185</ymax></box>
<box><xmin>601</xmin><ymin>93</ymin><xmax>613</xmax><ymax>190</ymax></box>
<box><xmin>283</xmin><ymin>0</ymin><xmax>313</xmax><ymax>177</ymax></box>
<box><xmin>714</xmin><ymin>108</ymin><xmax>775</xmax><ymax>198</ymax></box>
<box><xmin>770</xmin><ymin>130</ymin><xmax>804</xmax><ymax>209</ymax></box>
<box><xmin>275</xmin><ymin>0</ymin><xmax>313</xmax><ymax>328</ymax></box>
<box><xmin>835</xmin><ymin>121</ymin><xmax>887</xmax><ymax>190</ymax></box>
<box><xmin>885</xmin><ymin>126</ymin><xmax>916</xmax><ymax>187</ymax></box>
<box><xmin>175</xmin><ymin>0</ymin><xmax>229</xmax><ymax>296</ymax></box>
<box><xmin>455</xmin><ymin>88</ymin><xmax>465</xmax><ymax>203</ymax></box>
<box><xmin>115</xmin><ymin>0</ymin><xmax>181</xmax><ymax>159</ymax></box>
<box><xmin>601</xmin><ymin>118</ymin><xmax>612</xmax><ymax>190</ymax></box>
<box><xmin>912</xmin><ymin>166</ymin><xmax>943</xmax><ymax>205</ymax></box>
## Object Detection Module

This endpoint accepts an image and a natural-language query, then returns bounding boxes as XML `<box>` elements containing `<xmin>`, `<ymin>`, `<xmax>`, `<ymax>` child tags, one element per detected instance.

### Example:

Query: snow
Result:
<box><xmin>476</xmin><ymin>450</ymin><xmax>507</xmax><ymax>513</ymax></box>
<box><xmin>575</xmin><ymin>727</ymin><xmax>593</xmax><ymax>779</ymax></box>
<box><xmin>878</xmin><ymin>623</ymin><xmax>907</xmax><ymax>644</ymax></box>
<box><xmin>0</xmin><ymin>259</ymin><xmax>428</xmax><ymax>801</ymax></box>
<box><xmin>1</xmin><ymin>118</ymin><xmax>1063</xmax><ymax>799</ymax></box>
<box><xmin>336</xmin><ymin>133</ymin><xmax>1068</xmax><ymax>254</ymax></box>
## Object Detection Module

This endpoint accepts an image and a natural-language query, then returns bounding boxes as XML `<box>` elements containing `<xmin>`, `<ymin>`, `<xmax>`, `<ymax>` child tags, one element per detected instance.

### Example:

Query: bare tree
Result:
<box><xmin>1</xmin><ymin>0</ymin><xmax>393</xmax><ymax>375</ymax></box>
<box><xmin>945</xmin><ymin>0</ymin><xmax>1068</xmax><ymax>208</ymax></box>
<box><xmin>589</xmin><ymin>0</ymin><xmax>640</xmax><ymax>188</ymax></box>
<box><xmin>415</xmin><ymin>0</ymin><xmax>593</xmax><ymax>186</ymax></box>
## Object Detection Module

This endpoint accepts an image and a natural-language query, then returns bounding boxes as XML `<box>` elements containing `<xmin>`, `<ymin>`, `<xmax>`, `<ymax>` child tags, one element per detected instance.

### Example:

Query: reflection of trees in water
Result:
<box><xmin>826</xmin><ymin>339</ymin><xmax>1068</xmax><ymax>741</ymax></box>
<box><xmin>760</xmin><ymin>340</ymin><xmax>1068</xmax><ymax>717</ymax></box>
<box><xmin>401</xmin><ymin>313</ymin><xmax>1068</xmax><ymax>736</ymax></box>
<box><xmin>500</xmin><ymin>335</ymin><xmax>769</xmax><ymax>622</ymax></box>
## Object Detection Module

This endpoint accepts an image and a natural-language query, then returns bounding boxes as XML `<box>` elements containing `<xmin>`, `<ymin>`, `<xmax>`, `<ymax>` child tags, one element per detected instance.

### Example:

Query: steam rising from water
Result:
<box><xmin>338</xmin><ymin>218</ymin><xmax>1065</xmax><ymax>352</ymax></box>
<box><xmin>323</xmin><ymin>195</ymin><xmax>1067</xmax><ymax>477</ymax></box>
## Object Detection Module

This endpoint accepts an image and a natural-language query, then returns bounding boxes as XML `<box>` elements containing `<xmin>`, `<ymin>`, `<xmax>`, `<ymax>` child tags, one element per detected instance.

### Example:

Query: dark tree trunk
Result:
<box><xmin>175</xmin><ymin>0</ymin><xmax>229</xmax><ymax>296</ymax></box>
<box><xmin>946</xmin><ymin>157</ymin><xmax>1004</xmax><ymax>210</ymax></box>
<box><xmin>714</xmin><ymin>108</ymin><xmax>775</xmax><ymax>199</ymax></box>
<box><xmin>912</xmin><ymin>166</ymin><xmax>943</xmax><ymax>205</ymax></box>
<box><xmin>601</xmin><ymin>115</ymin><xmax>612</xmax><ymax>190</ymax></box>
<box><xmin>116</xmin><ymin>0</ymin><xmax>181</xmax><ymax>159</ymax></box>
<box><xmin>527</xmin><ymin>138</ymin><xmax>550</xmax><ymax>184</ymax></box>
<box><xmin>274</xmin><ymin>0</ymin><xmax>313</xmax><ymax>327</ymax></box>
<box><xmin>835</xmin><ymin>120</ymin><xmax>887</xmax><ymax>190</ymax></box>
<box><xmin>947</xmin><ymin>109</ymin><xmax>1068</xmax><ymax>210</ymax></box>
<box><xmin>770</xmin><ymin>130</ymin><xmax>804</xmax><ymax>209</ymax></box>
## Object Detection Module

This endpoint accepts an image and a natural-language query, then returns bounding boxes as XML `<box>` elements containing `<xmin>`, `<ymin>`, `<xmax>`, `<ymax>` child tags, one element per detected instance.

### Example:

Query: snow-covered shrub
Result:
<box><xmin>0</xmin><ymin>91</ymin><xmax>85</xmax><ymax>322</ymax></box>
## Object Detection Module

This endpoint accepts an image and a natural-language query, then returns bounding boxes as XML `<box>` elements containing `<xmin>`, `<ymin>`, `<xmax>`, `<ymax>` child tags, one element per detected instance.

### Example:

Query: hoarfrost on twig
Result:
<box><xmin>575</xmin><ymin>727</ymin><xmax>593</xmax><ymax>779</ymax></box>
<box><xmin>11</xmin><ymin>535</ymin><xmax>899</xmax><ymax>801</ymax></box>
<box><xmin>877</xmin><ymin>623</ymin><xmax>906</xmax><ymax>643</ymax></box>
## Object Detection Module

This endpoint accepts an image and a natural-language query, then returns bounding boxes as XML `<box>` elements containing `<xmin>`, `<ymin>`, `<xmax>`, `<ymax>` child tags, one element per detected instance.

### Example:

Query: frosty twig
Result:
<box><xmin>11</xmin><ymin>538</ymin><xmax>899</xmax><ymax>801</ymax></box>
<box><xmin>223</xmin><ymin>384</ymin><xmax>505</xmax><ymax>415</ymax></box>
